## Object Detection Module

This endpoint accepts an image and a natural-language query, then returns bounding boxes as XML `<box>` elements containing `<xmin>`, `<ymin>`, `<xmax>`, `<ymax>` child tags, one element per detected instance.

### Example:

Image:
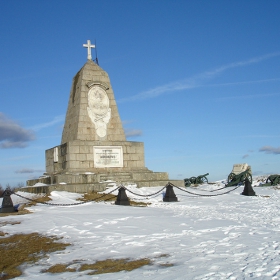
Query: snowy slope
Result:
<box><xmin>1</xmin><ymin>178</ymin><xmax>280</xmax><ymax>279</ymax></box>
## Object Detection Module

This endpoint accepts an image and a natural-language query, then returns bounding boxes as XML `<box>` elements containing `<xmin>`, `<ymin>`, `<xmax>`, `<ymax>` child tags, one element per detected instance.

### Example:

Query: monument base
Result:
<box><xmin>25</xmin><ymin>139</ymin><xmax>185</xmax><ymax>194</ymax></box>
<box><xmin>25</xmin><ymin>170</ymin><xmax>184</xmax><ymax>194</ymax></box>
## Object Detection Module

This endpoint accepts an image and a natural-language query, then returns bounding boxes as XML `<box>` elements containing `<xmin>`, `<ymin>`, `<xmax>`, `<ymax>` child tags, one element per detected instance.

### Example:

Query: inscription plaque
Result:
<box><xmin>94</xmin><ymin>146</ymin><xmax>123</xmax><ymax>168</ymax></box>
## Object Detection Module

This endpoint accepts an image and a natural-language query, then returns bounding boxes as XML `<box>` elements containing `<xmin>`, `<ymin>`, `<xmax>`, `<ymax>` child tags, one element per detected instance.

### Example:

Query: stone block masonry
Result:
<box><xmin>26</xmin><ymin>40</ymin><xmax>184</xmax><ymax>193</ymax></box>
<box><xmin>45</xmin><ymin>140</ymin><xmax>147</xmax><ymax>174</ymax></box>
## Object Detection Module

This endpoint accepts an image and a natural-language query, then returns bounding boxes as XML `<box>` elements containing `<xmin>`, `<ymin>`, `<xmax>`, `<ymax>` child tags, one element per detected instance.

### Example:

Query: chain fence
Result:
<box><xmin>122</xmin><ymin>185</ymin><xmax>166</xmax><ymax>198</ymax></box>
<box><xmin>121</xmin><ymin>182</ymin><xmax>241</xmax><ymax>198</ymax></box>
<box><xmin>11</xmin><ymin>186</ymin><xmax>120</xmax><ymax>206</ymax></box>
<box><xmin>189</xmin><ymin>183</ymin><xmax>229</xmax><ymax>192</ymax></box>
<box><xmin>170</xmin><ymin>183</ymin><xmax>242</xmax><ymax>197</ymax></box>
<box><xmin>4</xmin><ymin>182</ymin><xmax>243</xmax><ymax>207</ymax></box>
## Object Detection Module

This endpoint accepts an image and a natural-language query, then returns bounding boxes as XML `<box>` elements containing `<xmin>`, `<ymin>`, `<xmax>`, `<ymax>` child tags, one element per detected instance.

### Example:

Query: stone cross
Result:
<box><xmin>83</xmin><ymin>40</ymin><xmax>95</xmax><ymax>60</ymax></box>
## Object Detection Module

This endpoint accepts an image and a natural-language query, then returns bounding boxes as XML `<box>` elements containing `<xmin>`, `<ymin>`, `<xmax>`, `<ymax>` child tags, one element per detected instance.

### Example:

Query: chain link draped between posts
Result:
<box><xmin>189</xmin><ymin>183</ymin><xmax>236</xmax><ymax>193</ymax></box>
<box><xmin>122</xmin><ymin>185</ymin><xmax>166</xmax><ymax>199</ymax></box>
<box><xmin>121</xmin><ymin>183</ymin><xmax>241</xmax><ymax>199</ymax></box>
<box><xmin>9</xmin><ymin>183</ymin><xmax>242</xmax><ymax>207</ymax></box>
<box><xmin>170</xmin><ymin>183</ymin><xmax>242</xmax><ymax>197</ymax></box>
<box><xmin>11</xmin><ymin>186</ymin><xmax>120</xmax><ymax>206</ymax></box>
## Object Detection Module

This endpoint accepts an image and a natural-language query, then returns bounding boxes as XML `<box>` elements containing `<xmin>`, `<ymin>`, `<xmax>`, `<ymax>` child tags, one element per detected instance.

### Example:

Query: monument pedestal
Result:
<box><xmin>25</xmin><ymin>41</ymin><xmax>184</xmax><ymax>193</ymax></box>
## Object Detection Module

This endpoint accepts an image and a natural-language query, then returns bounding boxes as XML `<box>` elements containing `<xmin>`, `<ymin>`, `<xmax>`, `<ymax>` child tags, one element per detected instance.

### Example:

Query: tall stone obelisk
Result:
<box><xmin>62</xmin><ymin>40</ymin><xmax>126</xmax><ymax>143</ymax></box>
<box><xmin>26</xmin><ymin>40</ymin><xmax>183</xmax><ymax>192</ymax></box>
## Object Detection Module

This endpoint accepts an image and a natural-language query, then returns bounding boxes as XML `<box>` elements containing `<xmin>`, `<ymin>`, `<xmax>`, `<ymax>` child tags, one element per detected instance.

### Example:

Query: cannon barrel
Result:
<box><xmin>197</xmin><ymin>173</ymin><xmax>209</xmax><ymax>178</ymax></box>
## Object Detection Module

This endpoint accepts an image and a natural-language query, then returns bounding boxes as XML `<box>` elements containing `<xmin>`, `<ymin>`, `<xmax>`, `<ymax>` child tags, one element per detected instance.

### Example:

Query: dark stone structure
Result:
<box><xmin>0</xmin><ymin>188</ymin><xmax>16</xmax><ymax>213</ymax></box>
<box><xmin>115</xmin><ymin>187</ymin><xmax>130</xmax><ymax>206</ymax></box>
<box><xmin>163</xmin><ymin>183</ymin><xmax>178</xmax><ymax>202</ymax></box>
<box><xmin>241</xmin><ymin>179</ymin><xmax>256</xmax><ymax>196</ymax></box>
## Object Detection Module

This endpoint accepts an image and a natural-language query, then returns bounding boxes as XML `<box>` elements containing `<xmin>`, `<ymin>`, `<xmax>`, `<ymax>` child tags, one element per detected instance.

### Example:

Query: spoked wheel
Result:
<box><xmin>227</xmin><ymin>172</ymin><xmax>235</xmax><ymax>183</ymax></box>
<box><xmin>200</xmin><ymin>176</ymin><xmax>208</xmax><ymax>184</ymax></box>
<box><xmin>184</xmin><ymin>178</ymin><xmax>191</xmax><ymax>187</ymax></box>
<box><xmin>266</xmin><ymin>175</ymin><xmax>280</xmax><ymax>186</ymax></box>
<box><xmin>245</xmin><ymin>173</ymin><xmax>253</xmax><ymax>184</ymax></box>
<box><xmin>238</xmin><ymin>172</ymin><xmax>252</xmax><ymax>185</ymax></box>
<box><xmin>266</xmin><ymin>177</ymin><xmax>272</xmax><ymax>185</ymax></box>
<box><xmin>190</xmin><ymin>177</ymin><xmax>197</xmax><ymax>185</ymax></box>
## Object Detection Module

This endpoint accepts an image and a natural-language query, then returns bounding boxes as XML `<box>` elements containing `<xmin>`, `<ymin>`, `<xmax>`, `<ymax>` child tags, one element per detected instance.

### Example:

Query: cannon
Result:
<box><xmin>226</xmin><ymin>169</ymin><xmax>252</xmax><ymax>187</ymax></box>
<box><xmin>184</xmin><ymin>173</ymin><xmax>209</xmax><ymax>187</ymax></box>
<box><xmin>264</xmin><ymin>174</ymin><xmax>280</xmax><ymax>186</ymax></box>
<box><xmin>227</xmin><ymin>165</ymin><xmax>252</xmax><ymax>187</ymax></box>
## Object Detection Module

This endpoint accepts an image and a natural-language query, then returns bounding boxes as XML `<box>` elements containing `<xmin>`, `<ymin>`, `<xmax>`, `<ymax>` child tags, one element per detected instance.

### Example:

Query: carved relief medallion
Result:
<box><xmin>87</xmin><ymin>86</ymin><xmax>111</xmax><ymax>137</ymax></box>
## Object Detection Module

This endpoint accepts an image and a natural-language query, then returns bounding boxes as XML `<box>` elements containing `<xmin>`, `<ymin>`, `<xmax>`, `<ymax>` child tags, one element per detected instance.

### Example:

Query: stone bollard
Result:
<box><xmin>163</xmin><ymin>183</ymin><xmax>178</xmax><ymax>202</ymax></box>
<box><xmin>115</xmin><ymin>187</ymin><xmax>130</xmax><ymax>206</ymax></box>
<box><xmin>241</xmin><ymin>178</ymin><xmax>256</xmax><ymax>196</ymax></box>
<box><xmin>0</xmin><ymin>188</ymin><xmax>16</xmax><ymax>213</ymax></box>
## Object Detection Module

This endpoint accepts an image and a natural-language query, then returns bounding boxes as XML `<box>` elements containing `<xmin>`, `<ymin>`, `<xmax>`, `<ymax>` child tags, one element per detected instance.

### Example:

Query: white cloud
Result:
<box><xmin>15</xmin><ymin>168</ymin><xmax>44</xmax><ymax>174</ymax></box>
<box><xmin>118</xmin><ymin>52</ymin><xmax>280</xmax><ymax>103</ymax></box>
<box><xmin>125</xmin><ymin>129</ymin><xmax>142</xmax><ymax>138</ymax></box>
<box><xmin>216</xmin><ymin>91</ymin><xmax>280</xmax><ymax>101</ymax></box>
<box><xmin>259</xmin><ymin>146</ymin><xmax>280</xmax><ymax>155</ymax></box>
<box><xmin>30</xmin><ymin>115</ymin><xmax>65</xmax><ymax>131</ymax></box>
<box><xmin>0</xmin><ymin>112</ymin><xmax>35</xmax><ymax>149</ymax></box>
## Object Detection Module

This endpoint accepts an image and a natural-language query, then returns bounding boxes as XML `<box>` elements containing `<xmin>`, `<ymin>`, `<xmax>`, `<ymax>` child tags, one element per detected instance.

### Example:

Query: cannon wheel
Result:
<box><xmin>266</xmin><ymin>175</ymin><xmax>280</xmax><ymax>186</ymax></box>
<box><xmin>239</xmin><ymin>172</ymin><xmax>252</xmax><ymax>184</ymax></box>
<box><xmin>245</xmin><ymin>173</ymin><xmax>253</xmax><ymax>184</ymax></box>
<box><xmin>184</xmin><ymin>178</ymin><xmax>191</xmax><ymax>187</ymax></box>
<box><xmin>266</xmin><ymin>176</ymin><xmax>273</xmax><ymax>185</ymax></box>
<box><xmin>190</xmin><ymin>177</ymin><xmax>197</xmax><ymax>184</ymax></box>
<box><xmin>274</xmin><ymin>177</ymin><xmax>280</xmax><ymax>185</ymax></box>
<box><xmin>200</xmin><ymin>176</ymin><xmax>208</xmax><ymax>184</ymax></box>
<box><xmin>274</xmin><ymin>176</ymin><xmax>280</xmax><ymax>185</ymax></box>
<box><xmin>227</xmin><ymin>172</ymin><xmax>235</xmax><ymax>183</ymax></box>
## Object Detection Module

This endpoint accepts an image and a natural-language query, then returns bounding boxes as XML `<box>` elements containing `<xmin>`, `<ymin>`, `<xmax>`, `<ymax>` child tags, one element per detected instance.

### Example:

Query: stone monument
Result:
<box><xmin>26</xmin><ymin>40</ymin><xmax>183</xmax><ymax>193</ymax></box>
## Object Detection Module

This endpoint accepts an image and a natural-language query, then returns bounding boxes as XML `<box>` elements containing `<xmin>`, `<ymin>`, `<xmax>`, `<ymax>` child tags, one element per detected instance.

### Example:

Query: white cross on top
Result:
<box><xmin>83</xmin><ymin>40</ymin><xmax>95</xmax><ymax>60</ymax></box>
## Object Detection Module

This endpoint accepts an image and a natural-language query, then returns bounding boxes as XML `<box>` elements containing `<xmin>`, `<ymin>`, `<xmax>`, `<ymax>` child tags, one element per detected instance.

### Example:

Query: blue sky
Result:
<box><xmin>1</xmin><ymin>0</ymin><xmax>280</xmax><ymax>187</ymax></box>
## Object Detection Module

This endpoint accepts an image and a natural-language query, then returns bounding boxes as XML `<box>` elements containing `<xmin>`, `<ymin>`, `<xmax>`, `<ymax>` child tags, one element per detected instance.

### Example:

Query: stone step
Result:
<box><xmin>18</xmin><ymin>179</ymin><xmax>184</xmax><ymax>195</ymax></box>
<box><xmin>99</xmin><ymin>172</ymin><xmax>133</xmax><ymax>181</ymax></box>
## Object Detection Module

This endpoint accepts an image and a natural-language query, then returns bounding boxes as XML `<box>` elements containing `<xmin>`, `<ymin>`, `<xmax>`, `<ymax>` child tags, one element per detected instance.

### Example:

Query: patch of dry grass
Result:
<box><xmin>129</xmin><ymin>200</ymin><xmax>150</xmax><ymax>207</ymax></box>
<box><xmin>79</xmin><ymin>192</ymin><xmax>150</xmax><ymax>207</ymax></box>
<box><xmin>24</xmin><ymin>194</ymin><xmax>52</xmax><ymax>206</ymax></box>
<box><xmin>80</xmin><ymin>192</ymin><xmax>116</xmax><ymax>202</ymax></box>
<box><xmin>43</xmin><ymin>258</ymin><xmax>152</xmax><ymax>275</ymax></box>
<box><xmin>159</xmin><ymin>263</ymin><xmax>174</xmax><ymax>267</ymax></box>
<box><xmin>0</xmin><ymin>221</ymin><xmax>21</xmax><ymax>227</ymax></box>
<box><xmin>0</xmin><ymin>233</ymin><xmax>70</xmax><ymax>279</ymax></box>
<box><xmin>0</xmin><ymin>209</ymin><xmax>31</xmax><ymax>217</ymax></box>
<box><xmin>0</xmin><ymin>193</ymin><xmax>52</xmax><ymax>218</ymax></box>
<box><xmin>42</xmin><ymin>254</ymin><xmax>173</xmax><ymax>276</ymax></box>
<box><xmin>42</xmin><ymin>263</ymin><xmax>76</xmax><ymax>273</ymax></box>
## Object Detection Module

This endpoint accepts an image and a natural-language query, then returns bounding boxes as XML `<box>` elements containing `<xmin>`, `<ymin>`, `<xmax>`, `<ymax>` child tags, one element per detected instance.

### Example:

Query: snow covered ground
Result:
<box><xmin>1</xmin><ymin>178</ymin><xmax>280</xmax><ymax>279</ymax></box>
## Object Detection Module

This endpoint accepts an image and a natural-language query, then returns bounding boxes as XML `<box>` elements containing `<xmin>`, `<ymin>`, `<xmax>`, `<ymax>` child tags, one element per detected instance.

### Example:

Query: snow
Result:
<box><xmin>1</xmin><ymin>178</ymin><xmax>280</xmax><ymax>279</ymax></box>
<box><xmin>29</xmin><ymin>182</ymin><xmax>49</xmax><ymax>187</ymax></box>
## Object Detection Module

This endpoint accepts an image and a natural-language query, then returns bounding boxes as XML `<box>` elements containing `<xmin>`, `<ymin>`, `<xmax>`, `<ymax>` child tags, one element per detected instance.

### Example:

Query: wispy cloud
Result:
<box><xmin>15</xmin><ymin>168</ymin><xmax>44</xmax><ymax>174</ymax></box>
<box><xmin>216</xmin><ymin>91</ymin><xmax>280</xmax><ymax>101</ymax></box>
<box><xmin>207</xmin><ymin>77</ymin><xmax>280</xmax><ymax>88</ymax></box>
<box><xmin>0</xmin><ymin>112</ymin><xmax>35</xmax><ymax>149</ymax></box>
<box><xmin>125</xmin><ymin>129</ymin><xmax>142</xmax><ymax>138</ymax></box>
<box><xmin>242</xmin><ymin>154</ymin><xmax>249</xmax><ymax>159</ymax></box>
<box><xmin>259</xmin><ymin>146</ymin><xmax>280</xmax><ymax>155</ymax></box>
<box><xmin>30</xmin><ymin>115</ymin><xmax>65</xmax><ymax>131</ymax></box>
<box><xmin>118</xmin><ymin>52</ymin><xmax>280</xmax><ymax>103</ymax></box>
